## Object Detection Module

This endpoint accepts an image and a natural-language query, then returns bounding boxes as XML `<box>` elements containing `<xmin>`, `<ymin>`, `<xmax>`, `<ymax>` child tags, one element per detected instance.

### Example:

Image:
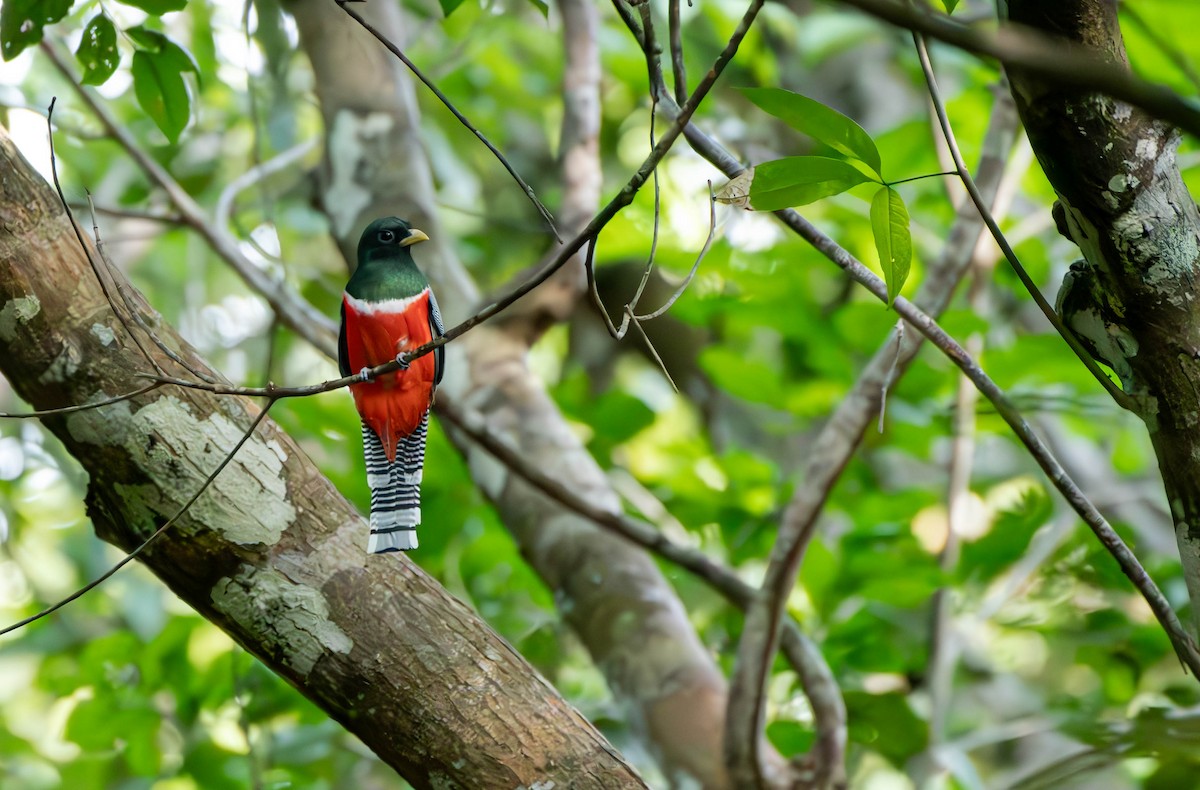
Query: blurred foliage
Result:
<box><xmin>2</xmin><ymin>0</ymin><xmax>1200</xmax><ymax>788</ymax></box>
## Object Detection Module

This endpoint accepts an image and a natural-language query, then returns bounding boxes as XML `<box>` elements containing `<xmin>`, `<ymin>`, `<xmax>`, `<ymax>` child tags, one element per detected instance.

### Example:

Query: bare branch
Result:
<box><xmin>0</xmin><ymin>383</ymin><xmax>163</xmax><ymax>419</ymax></box>
<box><xmin>669</xmin><ymin>0</ymin><xmax>688</xmax><ymax>103</ymax></box>
<box><xmin>912</xmin><ymin>33</ymin><xmax>1133</xmax><ymax>409</ymax></box>
<box><xmin>214</xmin><ymin>138</ymin><xmax>319</xmax><ymax>237</ymax></box>
<box><xmin>42</xmin><ymin>42</ymin><xmax>340</xmax><ymax>358</ymax></box>
<box><xmin>820</xmin><ymin>0</ymin><xmax>1200</xmax><ymax>138</ymax></box>
<box><xmin>0</xmin><ymin>400</ymin><xmax>276</xmax><ymax>636</ymax></box>
<box><xmin>46</xmin><ymin>98</ymin><xmax>163</xmax><ymax>377</ymax></box>
<box><xmin>435</xmin><ymin>395</ymin><xmax>844</xmax><ymax>774</ymax></box>
<box><xmin>335</xmin><ymin>0</ymin><xmax>561</xmax><ymax>242</ymax></box>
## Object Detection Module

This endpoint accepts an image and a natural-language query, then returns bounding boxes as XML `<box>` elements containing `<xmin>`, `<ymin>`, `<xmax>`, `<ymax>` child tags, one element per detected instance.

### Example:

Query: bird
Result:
<box><xmin>339</xmin><ymin>217</ymin><xmax>445</xmax><ymax>553</ymax></box>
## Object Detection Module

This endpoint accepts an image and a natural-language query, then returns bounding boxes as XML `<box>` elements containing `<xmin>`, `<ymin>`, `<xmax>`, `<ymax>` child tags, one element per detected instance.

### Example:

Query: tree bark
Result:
<box><xmin>288</xmin><ymin>1</ymin><xmax>741</xmax><ymax>785</ymax></box>
<box><xmin>1004</xmin><ymin>0</ymin><xmax>1200</xmax><ymax>626</ymax></box>
<box><xmin>0</xmin><ymin>126</ymin><xmax>645</xmax><ymax>790</ymax></box>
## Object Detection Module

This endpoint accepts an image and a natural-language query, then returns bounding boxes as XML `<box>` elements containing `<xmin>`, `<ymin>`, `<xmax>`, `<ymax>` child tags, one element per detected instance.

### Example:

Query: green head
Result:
<box><xmin>348</xmin><ymin>217</ymin><xmax>432</xmax><ymax>301</ymax></box>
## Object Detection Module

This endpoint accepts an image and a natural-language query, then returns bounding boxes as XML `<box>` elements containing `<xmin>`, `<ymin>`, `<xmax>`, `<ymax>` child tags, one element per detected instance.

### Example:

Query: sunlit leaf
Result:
<box><xmin>0</xmin><ymin>0</ymin><xmax>72</xmax><ymax>60</ymax></box>
<box><xmin>440</xmin><ymin>0</ymin><xmax>468</xmax><ymax>17</ymax></box>
<box><xmin>115</xmin><ymin>0</ymin><xmax>187</xmax><ymax>12</ymax></box>
<box><xmin>127</xmin><ymin>26</ymin><xmax>200</xmax><ymax>73</ymax></box>
<box><xmin>869</xmin><ymin>185</ymin><xmax>911</xmax><ymax>305</ymax></box>
<box><xmin>747</xmin><ymin>156</ymin><xmax>875</xmax><ymax>211</ymax></box>
<box><xmin>740</xmin><ymin>86</ymin><xmax>882</xmax><ymax>176</ymax></box>
<box><xmin>845</xmin><ymin>691</ymin><xmax>929</xmax><ymax>766</ymax></box>
<box><xmin>75</xmin><ymin>14</ymin><xmax>119</xmax><ymax>86</ymax></box>
<box><xmin>132</xmin><ymin>48</ymin><xmax>192</xmax><ymax>142</ymax></box>
<box><xmin>766</xmin><ymin>720</ymin><xmax>815</xmax><ymax>758</ymax></box>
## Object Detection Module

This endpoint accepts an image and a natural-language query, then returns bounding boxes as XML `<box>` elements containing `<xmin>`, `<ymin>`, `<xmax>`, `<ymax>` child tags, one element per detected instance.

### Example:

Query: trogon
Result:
<box><xmin>339</xmin><ymin>217</ymin><xmax>445</xmax><ymax>553</ymax></box>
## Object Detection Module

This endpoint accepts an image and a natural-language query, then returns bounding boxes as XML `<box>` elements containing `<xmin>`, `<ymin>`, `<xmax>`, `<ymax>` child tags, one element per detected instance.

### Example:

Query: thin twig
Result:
<box><xmin>913</xmin><ymin>33</ymin><xmax>1133</xmax><ymax>409</ymax></box>
<box><xmin>668</xmin><ymin>0</ymin><xmax>688</xmax><ymax>103</ymax></box>
<box><xmin>42</xmin><ymin>42</ymin><xmax>340</xmax><ymax>358</ymax></box>
<box><xmin>46</xmin><ymin>99</ymin><xmax>163</xmax><ymax>376</ymax></box>
<box><xmin>878</xmin><ymin>320</ymin><xmax>903</xmax><ymax>433</ymax></box>
<box><xmin>635</xmin><ymin>184</ymin><xmax>716</xmax><ymax>321</ymax></box>
<box><xmin>0</xmin><ymin>383</ymin><xmax>164</xmax><ymax>418</ymax></box>
<box><xmin>86</xmin><ymin>194</ymin><xmax>217</xmax><ymax>384</ymax></box>
<box><xmin>0</xmin><ymin>400</ymin><xmax>276</xmax><ymax>636</ymax></box>
<box><xmin>785</xmin><ymin>214</ymin><xmax>1200</xmax><ymax>671</ymax></box>
<box><xmin>827</xmin><ymin>0</ymin><xmax>1200</xmax><ymax>138</ymax></box>
<box><xmin>435</xmin><ymin>395</ymin><xmax>841</xmax><ymax>746</ymax></box>
<box><xmin>214</xmin><ymin>138</ymin><xmax>319</xmax><ymax>236</ymax></box>
<box><xmin>335</xmin><ymin>0</ymin><xmax>561</xmax><ymax>242</ymax></box>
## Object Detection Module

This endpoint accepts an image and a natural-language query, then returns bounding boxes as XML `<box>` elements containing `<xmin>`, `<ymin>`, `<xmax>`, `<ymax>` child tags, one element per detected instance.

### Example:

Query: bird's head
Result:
<box><xmin>357</xmin><ymin>217</ymin><xmax>430</xmax><ymax>264</ymax></box>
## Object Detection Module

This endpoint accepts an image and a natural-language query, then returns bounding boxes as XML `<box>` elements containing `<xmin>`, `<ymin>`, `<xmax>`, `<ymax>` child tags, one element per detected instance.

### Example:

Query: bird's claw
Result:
<box><xmin>358</xmin><ymin>367</ymin><xmax>373</xmax><ymax>383</ymax></box>
<box><xmin>395</xmin><ymin>353</ymin><xmax>411</xmax><ymax>370</ymax></box>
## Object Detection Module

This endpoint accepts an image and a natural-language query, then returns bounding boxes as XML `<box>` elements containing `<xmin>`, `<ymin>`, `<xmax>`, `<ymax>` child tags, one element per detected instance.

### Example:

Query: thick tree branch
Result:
<box><xmin>41</xmin><ymin>43</ymin><xmax>339</xmax><ymax>358</ymax></box>
<box><xmin>1004</xmin><ymin>0</ymin><xmax>1200</xmax><ymax>627</ymax></box>
<box><xmin>0</xmin><ymin>126</ymin><xmax>645</xmax><ymax>789</ymax></box>
<box><xmin>817</xmin><ymin>0</ymin><xmax>1200</xmax><ymax>138</ymax></box>
<box><xmin>287</xmin><ymin>1</ymin><xmax>766</xmax><ymax>785</ymax></box>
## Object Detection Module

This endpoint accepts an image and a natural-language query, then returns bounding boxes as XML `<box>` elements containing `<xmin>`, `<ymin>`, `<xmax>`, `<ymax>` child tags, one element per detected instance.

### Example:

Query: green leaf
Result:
<box><xmin>845</xmin><ymin>691</ymin><xmax>929</xmax><ymax>766</ymax></box>
<box><xmin>127</xmin><ymin>26</ymin><xmax>199</xmax><ymax>73</ymax></box>
<box><xmin>941</xmin><ymin>0</ymin><xmax>960</xmax><ymax>12</ymax></box>
<box><xmin>75</xmin><ymin>15</ymin><xmax>119</xmax><ymax>86</ymax></box>
<box><xmin>132</xmin><ymin>48</ymin><xmax>192</xmax><ymax>142</ymax></box>
<box><xmin>869</xmin><ymin>186</ymin><xmax>911</xmax><ymax>305</ymax></box>
<box><xmin>440</xmin><ymin>0</ymin><xmax>468</xmax><ymax>17</ymax></box>
<box><xmin>766</xmin><ymin>720</ymin><xmax>815</xmax><ymax>758</ymax></box>
<box><xmin>747</xmin><ymin>157</ymin><xmax>874</xmax><ymax>212</ymax></box>
<box><xmin>740</xmin><ymin>87</ymin><xmax>882</xmax><ymax>176</ymax></box>
<box><xmin>1</xmin><ymin>0</ymin><xmax>72</xmax><ymax>61</ymax></box>
<box><xmin>115</xmin><ymin>0</ymin><xmax>188</xmax><ymax>12</ymax></box>
<box><xmin>527</xmin><ymin>0</ymin><xmax>550</xmax><ymax>18</ymax></box>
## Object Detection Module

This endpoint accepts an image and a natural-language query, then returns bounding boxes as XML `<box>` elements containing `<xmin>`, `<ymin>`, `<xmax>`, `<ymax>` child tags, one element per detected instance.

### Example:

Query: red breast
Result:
<box><xmin>342</xmin><ymin>290</ymin><xmax>437</xmax><ymax>461</ymax></box>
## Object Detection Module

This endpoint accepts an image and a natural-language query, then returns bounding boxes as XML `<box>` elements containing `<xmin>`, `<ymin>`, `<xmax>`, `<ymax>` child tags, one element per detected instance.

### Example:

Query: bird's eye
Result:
<box><xmin>378</xmin><ymin>229</ymin><xmax>396</xmax><ymax>243</ymax></box>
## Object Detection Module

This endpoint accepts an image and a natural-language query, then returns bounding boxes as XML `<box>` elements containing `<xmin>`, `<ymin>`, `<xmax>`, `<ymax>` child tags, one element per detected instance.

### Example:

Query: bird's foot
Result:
<box><xmin>395</xmin><ymin>352</ymin><xmax>411</xmax><ymax>371</ymax></box>
<box><xmin>358</xmin><ymin>367</ymin><xmax>374</xmax><ymax>383</ymax></box>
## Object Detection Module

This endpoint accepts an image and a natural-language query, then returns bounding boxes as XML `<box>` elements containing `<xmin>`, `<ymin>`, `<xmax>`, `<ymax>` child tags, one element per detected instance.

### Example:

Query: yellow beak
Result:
<box><xmin>400</xmin><ymin>228</ymin><xmax>430</xmax><ymax>247</ymax></box>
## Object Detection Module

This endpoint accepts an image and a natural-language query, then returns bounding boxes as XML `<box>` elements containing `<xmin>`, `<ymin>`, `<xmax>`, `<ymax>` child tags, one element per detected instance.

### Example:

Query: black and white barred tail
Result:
<box><xmin>362</xmin><ymin>413</ymin><xmax>428</xmax><ymax>552</ymax></box>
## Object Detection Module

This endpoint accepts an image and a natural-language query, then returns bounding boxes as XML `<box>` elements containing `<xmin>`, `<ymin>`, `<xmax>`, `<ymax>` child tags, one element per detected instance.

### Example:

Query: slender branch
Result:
<box><xmin>0</xmin><ymin>399</ymin><xmax>276</xmax><ymax>636</ymax></box>
<box><xmin>787</xmin><ymin>218</ymin><xmax>1200</xmax><ymax>667</ymax></box>
<box><xmin>42</xmin><ymin>42</ymin><xmax>340</xmax><ymax>358</ymax></box>
<box><xmin>46</xmin><ymin>99</ymin><xmax>163</xmax><ymax>376</ymax></box>
<box><xmin>435</xmin><ymin>395</ymin><xmax>844</xmax><ymax>770</ymax></box>
<box><xmin>635</xmin><ymin>185</ymin><xmax>716</xmax><ymax>321</ymax></box>
<box><xmin>214</xmin><ymin>138</ymin><xmax>319</xmax><ymax>236</ymax></box>
<box><xmin>912</xmin><ymin>33</ymin><xmax>1133</xmax><ymax>409</ymax></box>
<box><xmin>821</xmin><ymin>0</ymin><xmax>1200</xmax><ymax>138</ymax></box>
<box><xmin>0</xmin><ymin>383</ymin><xmax>164</xmax><ymax>418</ymax></box>
<box><xmin>657</xmin><ymin>85</ymin><xmax>1199</xmax><ymax>680</ymax></box>
<box><xmin>334</xmin><ymin>0</ymin><xmax>561</xmax><ymax>242</ymax></box>
<box><xmin>86</xmin><ymin>195</ymin><xmax>218</xmax><ymax>384</ymax></box>
<box><xmin>669</xmin><ymin>0</ymin><xmax>688</xmax><ymax>103</ymax></box>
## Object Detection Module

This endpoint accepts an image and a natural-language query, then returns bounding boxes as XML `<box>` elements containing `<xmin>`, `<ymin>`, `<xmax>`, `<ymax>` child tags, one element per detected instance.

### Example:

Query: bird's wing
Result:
<box><xmin>428</xmin><ymin>288</ymin><xmax>446</xmax><ymax>387</ymax></box>
<box><xmin>338</xmin><ymin>299</ymin><xmax>351</xmax><ymax>378</ymax></box>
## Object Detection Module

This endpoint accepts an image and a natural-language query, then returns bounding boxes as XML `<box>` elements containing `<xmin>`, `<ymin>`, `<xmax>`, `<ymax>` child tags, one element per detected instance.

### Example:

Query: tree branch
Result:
<box><xmin>41</xmin><ymin>42</ymin><xmax>339</xmax><ymax>358</ymax></box>
<box><xmin>817</xmin><ymin>0</ymin><xmax>1200</xmax><ymax>138</ymax></box>
<box><xmin>0</xmin><ymin>126</ymin><xmax>646</xmax><ymax>788</ymax></box>
<box><xmin>1003</xmin><ymin>0</ymin><xmax>1200</xmax><ymax>629</ymax></box>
